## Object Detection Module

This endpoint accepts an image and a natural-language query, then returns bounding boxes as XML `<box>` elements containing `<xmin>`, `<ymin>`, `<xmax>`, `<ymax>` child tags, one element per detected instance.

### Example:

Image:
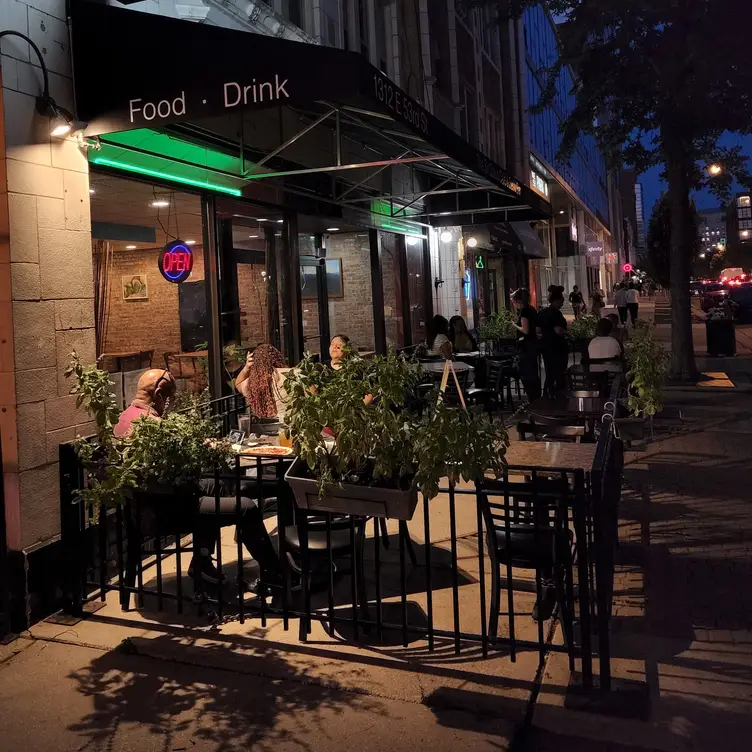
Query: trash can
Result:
<box><xmin>705</xmin><ymin>319</ymin><xmax>736</xmax><ymax>357</ymax></box>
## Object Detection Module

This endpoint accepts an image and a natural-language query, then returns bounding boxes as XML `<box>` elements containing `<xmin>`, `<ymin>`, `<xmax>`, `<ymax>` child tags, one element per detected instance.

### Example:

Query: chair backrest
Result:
<box><xmin>485</xmin><ymin>358</ymin><xmax>508</xmax><ymax>393</ymax></box>
<box><xmin>516</xmin><ymin>420</ymin><xmax>585</xmax><ymax>443</ymax></box>
<box><xmin>443</xmin><ymin>367</ymin><xmax>470</xmax><ymax>404</ymax></box>
<box><xmin>476</xmin><ymin>474</ymin><xmax>570</xmax><ymax>564</ymax></box>
<box><xmin>566</xmin><ymin>369</ymin><xmax>609</xmax><ymax>396</ymax></box>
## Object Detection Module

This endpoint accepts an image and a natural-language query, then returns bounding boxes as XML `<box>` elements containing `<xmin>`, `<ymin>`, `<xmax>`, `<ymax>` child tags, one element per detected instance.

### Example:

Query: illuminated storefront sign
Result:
<box><xmin>159</xmin><ymin>240</ymin><xmax>193</xmax><ymax>283</ymax></box>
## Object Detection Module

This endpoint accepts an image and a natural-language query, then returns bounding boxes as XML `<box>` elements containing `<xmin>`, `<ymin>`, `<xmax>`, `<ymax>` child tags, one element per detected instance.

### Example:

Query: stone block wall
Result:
<box><xmin>1</xmin><ymin>0</ymin><xmax>96</xmax><ymax>550</ymax></box>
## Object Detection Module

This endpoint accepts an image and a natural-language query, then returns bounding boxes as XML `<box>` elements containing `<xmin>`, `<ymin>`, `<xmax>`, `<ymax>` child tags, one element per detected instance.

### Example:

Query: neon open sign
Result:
<box><xmin>158</xmin><ymin>240</ymin><xmax>193</xmax><ymax>283</ymax></box>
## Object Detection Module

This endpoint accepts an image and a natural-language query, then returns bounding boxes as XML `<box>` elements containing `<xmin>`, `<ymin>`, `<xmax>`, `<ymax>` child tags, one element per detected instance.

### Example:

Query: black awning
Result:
<box><xmin>70</xmin><ymin>0</ymin><xmax>549</xmax><ymax>220</ymax></box>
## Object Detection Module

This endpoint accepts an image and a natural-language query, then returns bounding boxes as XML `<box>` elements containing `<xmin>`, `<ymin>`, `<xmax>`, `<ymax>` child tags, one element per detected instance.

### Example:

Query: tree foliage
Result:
<box><xmin>462</xmin><ymin>0</ymin><xmax>752</xmax><ymax>379</ymax></box>
<box><xmin>646</xmin><ymin>194</ymin><xmax>700</xmax><ymax>288</ymax></box>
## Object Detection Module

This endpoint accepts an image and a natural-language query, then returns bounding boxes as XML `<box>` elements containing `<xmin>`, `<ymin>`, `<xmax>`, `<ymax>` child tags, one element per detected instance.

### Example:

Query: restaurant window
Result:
<box><xmin>326</xmin><ymin>231</ymin><xmax>376</xmax><ymax>354</ymax></box>
<box><xmin>89</xmin><ymin>172</ymin><xmax>208</xmax><ymax>405</ymax></box>
<box><xmin>405</xmin><ymin>236</ymin><xmax>428</xmax><ymax>345</ymax></box>
<box><xmin>380</xmin><ymin>232</ymin><xmax>406</xmax><ymax>349</ymax></box>
<box><xmin>213</xmin><ymin>200</ymin><xmax>289</xmax><ymax>390</ymax></box>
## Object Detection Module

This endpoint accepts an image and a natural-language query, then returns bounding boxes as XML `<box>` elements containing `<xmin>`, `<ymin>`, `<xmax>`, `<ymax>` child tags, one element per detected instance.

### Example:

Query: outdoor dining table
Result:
<box><xmin>526</xmin><ymin>396</ymin><xmax>611</xmax><ymax>420</ymax></box>
<box><xmin>504</xmin><ymin>440</ymin><xmax>598</xmax><ymax>471</ymax></box>
<box><xmin>420</xmin><ymin>359</ymin><xmax>474</xmax><ymax>374</ymax></box>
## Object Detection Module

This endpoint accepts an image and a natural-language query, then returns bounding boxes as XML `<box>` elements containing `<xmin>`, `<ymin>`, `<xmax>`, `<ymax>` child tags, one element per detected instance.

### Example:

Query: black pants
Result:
<box><xmin>195</xmin><ymin>477</ymin><xmax>288</xmax><ymax>579</ymax></box>
<box><xmin>618</xmin><ymin>306</ymin><xmax>628</xmax><ymax>325</ymax></box>
<box><xmin>518</xmin><ymin>351</ymin><xmax>542</xmax><ymax>402</ymax></box>
<box><xmin>627</xmin><ymin>303</ymin><xmax>639</xmax><ymax>325</ymax></box>
<box><xmin>542</xmin><ymin>352</ymin><xmax>568</xmax><ymax>397</ymax></box>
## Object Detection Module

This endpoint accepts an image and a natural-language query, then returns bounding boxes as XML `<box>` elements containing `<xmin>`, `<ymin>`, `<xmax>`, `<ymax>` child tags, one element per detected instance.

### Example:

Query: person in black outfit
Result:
<box><xmin>537</xmin><ymin>286</ymin><xmax>570</xmax><ymax>397</ymax></box>
<box><xmin>511</xmin><ymin>288</ymin><xmax>541</xmax><ymax>402</ymax></box>
<box><xmin>568</xmin><ymin>285</ymin><xmax>585</xmax><ymax>319</ymax></box>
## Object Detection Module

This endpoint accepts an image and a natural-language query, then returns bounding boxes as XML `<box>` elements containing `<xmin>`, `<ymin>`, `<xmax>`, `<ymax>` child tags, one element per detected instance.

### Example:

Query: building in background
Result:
<box><xmin>619</xmin><ymin>170</ymin><xmax>638</xmax><ymax>265</ymax></box>
<box><xmin>522</xmin><ymin>4</ymin><xmax>624</xmax><ymax>303</ymax></box>
<box><xmin>634</xmin><ymin>183</ymin><xmax>647</xmax><ymax>261</ymax></box>
<box><xmin>727</xmin><ymin>193</ymin><xmax>752</xmax><ymax>248</ymax></box>
<box><xmin>698</xmin><ymin>208</ymin><xmax>728</xmax><ymax>264</ymax></box>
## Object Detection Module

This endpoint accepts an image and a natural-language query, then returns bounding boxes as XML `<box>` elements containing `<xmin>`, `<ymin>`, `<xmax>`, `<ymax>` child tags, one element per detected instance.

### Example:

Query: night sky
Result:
<box><xmin>640</xmin><ymin>134</ymin><xmax>752</xmax><ymax>216</ymax></box>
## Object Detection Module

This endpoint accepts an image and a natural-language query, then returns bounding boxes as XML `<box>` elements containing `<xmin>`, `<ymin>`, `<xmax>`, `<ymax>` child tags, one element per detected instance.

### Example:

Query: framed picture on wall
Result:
<box><xmin>122</xmin><ymin>275</ymin><xmax>149</xmax><ymax>301</ymax></box>
<box><xmin>301</xmin><ymin>259</ymin><xmax>344</xmax><ymax>299</ymax></box>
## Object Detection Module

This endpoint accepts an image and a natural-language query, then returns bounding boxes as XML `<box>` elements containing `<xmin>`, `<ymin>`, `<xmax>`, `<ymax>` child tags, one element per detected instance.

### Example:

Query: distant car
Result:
<box><xmin>690</xmin><ymin>280</ymin><xmax>704</xmax><ymax>296</ymax></box>
<box><xmin>728</xmin><ymin>283</ymin><xmax>752</xmax><ymax>322</ymax></box>
<box><xmin>720</xmin><ymin>267</ymin><xmax>744</xmax><ymax>282</ymax></box>
<box><xmin>700</xmin><ymin>283</ymin><xmax>729</xmax><ymax>312</ymax></box>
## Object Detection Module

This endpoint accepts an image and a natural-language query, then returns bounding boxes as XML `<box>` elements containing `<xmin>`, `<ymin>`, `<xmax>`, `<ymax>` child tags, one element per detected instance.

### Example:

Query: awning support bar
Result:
<box><xmin>245</xmin><ymin>107</ymin><xmax>336</xmax><ymax>176</ymax></box>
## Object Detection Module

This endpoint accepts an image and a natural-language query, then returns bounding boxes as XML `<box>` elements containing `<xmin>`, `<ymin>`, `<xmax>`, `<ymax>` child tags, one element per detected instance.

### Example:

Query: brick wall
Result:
<box><xmin>1</xmin><ymin>0</ymin><xmax>98</xmax><ymax>549</ymax></box>
<box><xmin>326</xmin><ymin>233</ymin><xmax>375</xmax><ymax>351</ymax></box>
<box><xmin>237</xmin><ymin>263</ymin><xmax>267</xmax><ymax>348</ymax></box>
<box><xmin>102</xmin><ymin>247</ymin><xmax>205</xmax><ymax>367</ymax></box>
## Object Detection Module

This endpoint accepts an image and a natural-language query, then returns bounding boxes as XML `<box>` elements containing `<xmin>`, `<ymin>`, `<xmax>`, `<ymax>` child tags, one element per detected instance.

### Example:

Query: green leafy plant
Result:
<box><xmin>477</xmin><ymin>308</ymin><xmax>517</xmax><ymax>341</ymax></box>
<box><xmin>568</xmin><ymin>313</ymin><xmax>599</xmax><ymax>341</ymax></box>
<box><xmin>284</xmin><ymin>350</ymin><xmax>508</xmax><ymax>500</ymax></box>
<box><xmin>66</xmin><ymin>352</ymin><xmax>231</xmax><ymax>509</ymax></box>
<box><xmin>625</xmin><ymin>322</ymin><xmax>669</xmax><ymax>417</ymax></box>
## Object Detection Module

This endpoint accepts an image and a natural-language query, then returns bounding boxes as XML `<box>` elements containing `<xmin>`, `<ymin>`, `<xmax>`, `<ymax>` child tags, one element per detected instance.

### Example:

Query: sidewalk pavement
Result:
<box><xmin>2</xmin><ymin>338</ymin><xmax>752</xmax><ymax>751</ymax></box>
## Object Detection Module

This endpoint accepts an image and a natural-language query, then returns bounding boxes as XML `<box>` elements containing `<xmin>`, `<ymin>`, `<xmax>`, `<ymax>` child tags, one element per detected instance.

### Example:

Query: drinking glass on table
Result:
<box><xmin>279</xmin><ymin>428</ymin><xmax>293</xmax><ymax>449</ymax></box>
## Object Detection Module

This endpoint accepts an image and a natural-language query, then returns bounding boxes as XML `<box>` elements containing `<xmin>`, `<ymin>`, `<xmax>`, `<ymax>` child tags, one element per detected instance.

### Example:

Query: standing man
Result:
<box><xmin>626</xmin><ymin>283</ymin><xmax>640</xmax><ymax>326</ymax></box>
<box><xmin>569</xmin><ymin>285</ymin><xmax>585</xmax><ymax>319</ymax></box>
<box><xmin>614</xmin><ymin>283</ymin><xmax>629</xmax><ymax>326</ymax></box>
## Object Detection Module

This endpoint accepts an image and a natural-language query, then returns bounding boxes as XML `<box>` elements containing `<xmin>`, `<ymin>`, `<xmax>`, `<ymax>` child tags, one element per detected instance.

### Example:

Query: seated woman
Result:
<box><xmin>588</xmin><ymin>318</ymin><xmax>624</xmax><ymax>372</ymax></box>
<box><xmin>425</xmin><ymin>315</ymin><xmax>453</xmax><ymax>359</ymax></box>
<box><xmin>449</xmin><ymin>316</ymin><xmax>477</xmax><ymax>353</ymax></box>
<box><xmin>235</xmin><ymin>343</ymin><xmax>289</xmax><ymax>421</ymax></box>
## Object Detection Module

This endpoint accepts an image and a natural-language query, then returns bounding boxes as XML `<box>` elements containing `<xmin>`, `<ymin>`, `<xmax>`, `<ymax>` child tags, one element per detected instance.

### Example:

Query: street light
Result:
<box><xmin>708</xmin><ymin>164</ymin><xmax>723</xmax><ymax>176</ymax></box>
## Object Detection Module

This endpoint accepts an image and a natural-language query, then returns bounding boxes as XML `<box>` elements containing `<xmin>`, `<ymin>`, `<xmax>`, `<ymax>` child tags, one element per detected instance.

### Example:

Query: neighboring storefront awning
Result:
<box><xmin>69</xmin><ymin>0</ymin><xmax>550</xmax><ymax>227</ymax></box>
<box><xmin>509</xmin><ymin>222</ymin><xmax>549</xmax><ymax>259</ymax></box>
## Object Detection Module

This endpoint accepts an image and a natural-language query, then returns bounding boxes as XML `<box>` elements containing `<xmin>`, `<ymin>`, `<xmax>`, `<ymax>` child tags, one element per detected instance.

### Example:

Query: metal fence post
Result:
<box><xmin>59</xmin><ymin>443</ymin><xmax>85</xmax><ymax>617</ymax></box>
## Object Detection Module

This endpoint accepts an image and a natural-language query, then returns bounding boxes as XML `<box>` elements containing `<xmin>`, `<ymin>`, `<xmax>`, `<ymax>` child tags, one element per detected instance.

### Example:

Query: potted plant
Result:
<box><xmin>615</xmin><ymin>322</ymin><xmax>669</xmax><ymax>442</ymax></box>
<box><xmin>476</xmin><ymin>309</ymin><xmax>518</xmax><ymax>353</ymax></box>
<box><xmin>283</xmin><ymin>350</ymin><xmax>509</xmax><ymax>518</ymax></box>
<box><xmin>568</xmin><ymin>313</ymin><xmax>599</xmax><ymax>359</ymax></box>
<box><xmin>66</xmin><ymin>352</ymin><xmax>232</xmax><ymax>522</ymax></box>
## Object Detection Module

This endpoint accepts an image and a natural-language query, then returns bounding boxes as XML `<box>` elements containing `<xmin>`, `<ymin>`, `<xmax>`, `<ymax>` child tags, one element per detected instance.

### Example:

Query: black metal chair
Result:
<box><xmin>468</xmin><ymin>357</ymin><xmax>512</xmax><ymax>414</ymax></box>
<box><xmin>477</xmin><ymin>475</ymin><xmax>576</xmax><ymax>657</ymax></box>
<box><xmin>516</xmin><ymin>419</ymin><xmax>586</xmax><ymax>443</ymax></box>
<box><xmin>566</xmin><ymin>368</ymin><xmax>610</xmax><ymax>396</ymax></box>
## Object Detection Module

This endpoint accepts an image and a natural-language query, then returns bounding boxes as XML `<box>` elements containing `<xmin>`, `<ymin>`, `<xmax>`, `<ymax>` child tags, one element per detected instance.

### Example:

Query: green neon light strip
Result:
<box><xmin>91</xmin><ymin>157</ymin><xmax>242</xmax><ymax>196</ymax></box>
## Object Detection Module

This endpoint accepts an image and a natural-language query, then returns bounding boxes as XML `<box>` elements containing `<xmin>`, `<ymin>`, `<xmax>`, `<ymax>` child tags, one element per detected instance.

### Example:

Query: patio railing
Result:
<box><xmin>59</xmin><ymin>394</ymin><xmax>623</xmax><ymax>692</ymax></box>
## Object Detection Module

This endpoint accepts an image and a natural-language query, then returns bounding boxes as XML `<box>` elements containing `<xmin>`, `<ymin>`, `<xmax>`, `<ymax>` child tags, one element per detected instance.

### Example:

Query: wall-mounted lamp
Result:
<box><xmin>467</xmin><ymin>237</ymin><xmax>478</xmax><ymax>248</ymax></box>
<box><xmin>0</xmin><ymin>30</ymin><xmax>86</xmax><ymax>137</ymax></box>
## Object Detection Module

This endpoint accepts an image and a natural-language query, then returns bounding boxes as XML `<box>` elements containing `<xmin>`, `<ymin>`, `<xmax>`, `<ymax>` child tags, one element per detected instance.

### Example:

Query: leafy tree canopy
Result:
<box><xmin>646</xmin><ymin>194</ymin><xmax>700</xmax><ymax>288</ymax></box>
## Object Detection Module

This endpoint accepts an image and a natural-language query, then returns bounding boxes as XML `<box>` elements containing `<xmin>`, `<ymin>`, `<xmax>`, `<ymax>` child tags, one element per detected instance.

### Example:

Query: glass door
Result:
<box><xmin>300</xmin><ymin>238</ymin><xmax>331</xmax><ymax>360</ymax></box>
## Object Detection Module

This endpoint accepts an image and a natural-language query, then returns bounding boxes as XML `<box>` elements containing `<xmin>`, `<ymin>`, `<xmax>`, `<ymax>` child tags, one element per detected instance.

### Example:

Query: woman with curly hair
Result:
<box><xmin>235</xmin><ymin>344</ymin><xmax>290</xmax><ymax>420</ymax></box>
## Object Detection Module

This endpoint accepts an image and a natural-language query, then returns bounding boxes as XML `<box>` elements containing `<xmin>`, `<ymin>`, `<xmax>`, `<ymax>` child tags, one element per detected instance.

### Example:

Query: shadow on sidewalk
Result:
<box><xmin>65</xmin><ymin>632</ymin><xmax>382</xmax><ymax>752</ymax></box>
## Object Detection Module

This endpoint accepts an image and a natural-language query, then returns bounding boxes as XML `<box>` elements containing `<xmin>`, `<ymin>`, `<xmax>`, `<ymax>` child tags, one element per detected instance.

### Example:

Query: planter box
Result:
<box><xmin>705</xmin><ymin>319</ymin><xmax>736</xmax><ymax>357</ymax></box>
<box><xmin>285</xmin><ymin>458</ymin><xmax>419</xmax><ymax>521</ymax></box>
<box><xmin>613</xmin><ymin>416</ymin><xmax>652</xmax><ymax>443</ymax></box>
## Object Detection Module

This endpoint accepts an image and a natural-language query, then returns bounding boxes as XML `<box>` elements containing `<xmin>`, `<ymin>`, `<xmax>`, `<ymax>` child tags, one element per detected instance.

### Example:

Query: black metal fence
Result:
<box><xmin>59</xmin><ymin>394</ymin><xmax>622</xmax><ymax>691</ymax></box>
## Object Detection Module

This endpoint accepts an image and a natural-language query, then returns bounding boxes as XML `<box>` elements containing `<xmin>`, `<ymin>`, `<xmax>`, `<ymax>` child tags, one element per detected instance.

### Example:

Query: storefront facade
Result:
<box><xmin>0</xmin><ymin>0</ymin><xmax>549</xmax><ymax>627</ymax></box>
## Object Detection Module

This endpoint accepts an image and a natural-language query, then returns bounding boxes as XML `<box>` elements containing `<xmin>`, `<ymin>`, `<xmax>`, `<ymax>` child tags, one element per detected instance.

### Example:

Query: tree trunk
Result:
<box><xmin>663</xmin><ymin>135</ymin><xmax>700</xmax><ymax>381</ymax></box>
